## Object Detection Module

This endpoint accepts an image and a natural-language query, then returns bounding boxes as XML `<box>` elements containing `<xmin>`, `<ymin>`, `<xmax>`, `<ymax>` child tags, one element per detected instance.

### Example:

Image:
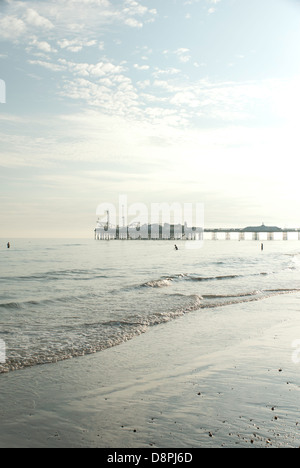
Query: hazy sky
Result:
<box><xmin>1</xmin><ymin>0</ymin><xmax>300</xmax><ymax>237</ymax></box>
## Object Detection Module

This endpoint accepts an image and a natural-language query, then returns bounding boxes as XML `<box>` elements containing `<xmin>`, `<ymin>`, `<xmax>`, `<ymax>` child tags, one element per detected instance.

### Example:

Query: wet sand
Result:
<box><xmin>1</xmin><ymin>293</ymin><xmax>300</xmax><ymax>448</ymax></box>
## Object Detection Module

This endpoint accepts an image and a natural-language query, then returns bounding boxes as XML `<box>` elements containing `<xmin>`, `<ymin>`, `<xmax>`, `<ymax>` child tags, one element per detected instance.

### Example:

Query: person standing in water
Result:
<box><xmin>7</xmin><ymin>242</ymin><xmax>10</xmax><ymax>249</ymax></box>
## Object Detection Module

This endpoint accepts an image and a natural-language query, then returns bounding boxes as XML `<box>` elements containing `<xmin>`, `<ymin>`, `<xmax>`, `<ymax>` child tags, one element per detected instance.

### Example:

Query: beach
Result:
<box><xmin>1</xmin><ymin>291</ymin><xmax>300</xmax><ymax>448</ymax></box>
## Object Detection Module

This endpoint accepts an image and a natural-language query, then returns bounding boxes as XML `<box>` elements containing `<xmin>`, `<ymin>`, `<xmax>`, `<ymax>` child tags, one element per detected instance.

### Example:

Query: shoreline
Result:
<box><xmin>1</xmin><ymin>293</ymin><xmax>300</xmax><ymax>448</ymax></box>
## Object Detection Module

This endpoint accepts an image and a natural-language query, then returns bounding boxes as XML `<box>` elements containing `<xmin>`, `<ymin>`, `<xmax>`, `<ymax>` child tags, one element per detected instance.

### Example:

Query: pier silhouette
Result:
<box><xmin>94</xmin><ymin>223</ymin><xmax>300</xmax><ymax>241</ymax></box>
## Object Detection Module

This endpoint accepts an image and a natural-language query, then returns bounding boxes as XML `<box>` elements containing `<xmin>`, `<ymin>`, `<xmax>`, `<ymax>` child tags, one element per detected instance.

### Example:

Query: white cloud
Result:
<box><xmin>29</xmin><ymin>37</ymin><xmax>56</xmax><ymax>53</ymax></box>
<box><xmin>124</xmin><ymin>17</ymin><xmax>143</xmax><ymax>28</ymax></box>
<box><xmin>0</xmin><ymin>0</ymin><xmax>157</xmax><ymax>46</ymax></box>
<box><xmin>1</xmin><ymin>107</ymin><xmax>298</xmax><ymax>208</ymax></box>
<box><xmin>27</xmin><ymin>45</ymin><xmax>291</xmax><ymax>128</ymax></box>
<box><xmin>0</xmin><ymin>15</ymin><xmax>27</xmax><ymax>40</ymax></box>
<box><xmin>57</xmin><ymin>38</ymin><xmax>97</xmax><ymax>52</ymax></box>
<box><xmin>169</xmin><ymin>48</ymin><xmax>192</xmax><ymax>63</ymax></box>
<box><xmin>123</xmin><ymin>0</ymin><xmax>157</xmax><ymax>22</ymax></box>
<box><xmin>134</xmin><ymin>64</ymin><xmax>150</xmax><ymax>71</ymax></box>
<box><xmin>207</xmin><ymin>0</ymin><xmax>222</xmax><ymax>13</ymax></box>
<box><xmin>28</xmin><ymin>59</ymin><xmax>66</xmax><ymax>72</ymax></box>
<box><xmin>24</xmin><ymin>8</ymin><xmax>54</xmax><ymax>30</ymax></box>
<box><xmin>153</xmin><ymin>67</ymin><xmax>181</xmax><ymax>77</ymax></box>
<box><xmin>58</xmin><ymin>70</ymin><xmax>140</xmax><ymax>117</ymax></box>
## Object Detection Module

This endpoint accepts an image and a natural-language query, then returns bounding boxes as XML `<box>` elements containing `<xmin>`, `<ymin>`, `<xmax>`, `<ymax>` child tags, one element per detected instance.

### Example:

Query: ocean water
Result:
<box><xmin>0</xmin><ymin>238</ymin><xmax>300</xmax><ymax>374</ymax></box>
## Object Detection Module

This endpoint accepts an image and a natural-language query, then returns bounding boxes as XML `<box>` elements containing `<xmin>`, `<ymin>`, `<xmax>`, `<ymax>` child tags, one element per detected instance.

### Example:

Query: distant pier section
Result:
<box><xmin>203</xmin><ymin>224</ymin><xmax>300</xmax><ymax>241</ymax></box>
<box><xmin>94</xmin><ymin>221</ymin><xmax>300</xmax><ymax>241</ymax></box>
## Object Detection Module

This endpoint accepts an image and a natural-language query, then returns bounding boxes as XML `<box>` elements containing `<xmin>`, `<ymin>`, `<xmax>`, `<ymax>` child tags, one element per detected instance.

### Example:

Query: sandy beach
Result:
<box><xmin>1</xmin><ymin>292</ymin><xmax>300</xmax><ymax>448</ymax></box>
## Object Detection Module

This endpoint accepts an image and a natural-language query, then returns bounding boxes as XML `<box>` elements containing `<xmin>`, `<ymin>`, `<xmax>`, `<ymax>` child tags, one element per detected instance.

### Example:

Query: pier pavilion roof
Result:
<box><xmin>241</xmin><ymin>224</ymin><xmax>282</xmax><ymax>232</ymax></box>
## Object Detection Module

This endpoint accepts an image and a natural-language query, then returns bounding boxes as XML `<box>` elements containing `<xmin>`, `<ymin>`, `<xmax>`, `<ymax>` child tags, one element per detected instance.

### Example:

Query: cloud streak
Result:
<box><xmin>0</xmin><ymin>0</ymin><xmax>157</xmax><ymax>43</ymax></box>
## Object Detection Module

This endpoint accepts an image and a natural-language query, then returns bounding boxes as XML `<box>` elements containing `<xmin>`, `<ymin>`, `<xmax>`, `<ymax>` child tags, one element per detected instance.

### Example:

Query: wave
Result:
<box><xmin>188</xmin><ymin>274</ymin><xmax>240</xmax><ymax>282</ymax></box>
<box><xmin>265</xmin><ymin>288</ymin><xmax>300</xmax><ymax>293</ymax></box>
<box><xmin>136</xmin><ymin>270</ymin><xmax>271</xmax><ymax>290</ymax></box>
<box><xmin>0</xmin><ymin>302</ymin><xmax>22</xmax><ymax>310</ymax></box>
<box><xmin>0</xmin><ymin>293</ymin><xmax>204</xmax><ymax>374</ymax></box>
<box><xmin>0</xmin><ymin>268</ymin><xmax>108</xmax><ymax>283</ymax></box>
<box><xmin>1</xmin><ymin>286</ymin><xmax>300</xmax><ymax>375</ymax></box>
<box><xmin>170</xmin><ymin>288</ymin><xmax>300</xmax><ymax>309</ymax></box>
<box><xmin>205</xmin><ymin>287</ymin><xmax>300</xmax><ymax>308</ymax></box>
<box><xmin>201</xmin><ymin>290</ymin><xmax>261</xmax><ymax>299</ymax></box>
<box><xmin>138</xmin><ymin>273</ymin><xmax>239</xmax><ymax>289</ymax></box>
<box><xmin>0</xmin><ymin>264</ymin><xmax>278</xmax><ymax>289</ymax></box>
<box><xmin>0</xmin><ymin>292</ymin><xmax>100</xmax><ymax>311</ymax></box>
<box><xmin>142</xmin><ymin>278</ymin><xmax>174</xmax><ymax>288</ymax></box>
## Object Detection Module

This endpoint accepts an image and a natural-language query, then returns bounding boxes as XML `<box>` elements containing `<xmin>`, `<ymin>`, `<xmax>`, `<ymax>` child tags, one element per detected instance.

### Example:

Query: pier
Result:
<box><xmin>94</xmin><ymin>222</ymin><xmax>300</xmax><ymax>241</ymax></box>
<box><xmin>203</xmin><ymin>227</ymin><xmax>300</xmax><ymax>241</ymax></box>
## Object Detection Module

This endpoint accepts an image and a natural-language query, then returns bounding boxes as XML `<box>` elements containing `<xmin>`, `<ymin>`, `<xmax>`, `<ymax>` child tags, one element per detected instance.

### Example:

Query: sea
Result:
<box><xmin>0</xmin><ymin>238</ymin><xmax>300</xmax><ymax>374</ymax></box>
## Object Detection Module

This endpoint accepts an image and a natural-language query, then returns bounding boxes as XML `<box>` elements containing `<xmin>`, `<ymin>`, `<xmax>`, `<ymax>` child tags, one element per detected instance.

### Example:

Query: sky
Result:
<box><xmin>1</xmin><ymin>0</ymin><xmax>300</xmax><ymax>238</ymax></box>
